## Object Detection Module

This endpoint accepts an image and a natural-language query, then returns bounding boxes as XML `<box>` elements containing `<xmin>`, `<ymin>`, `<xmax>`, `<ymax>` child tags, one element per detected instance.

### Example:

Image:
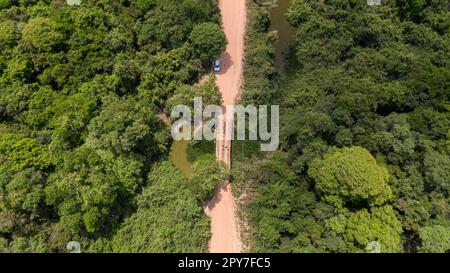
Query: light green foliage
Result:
<box><xmin>49</xmin><ymin>91</ymin><xmax>98</xmax><ymax>151</ymax></box>
<box><xmin>45</xmin><ymin>146</ymin><xmax>144</xmax><ymax>234</ymax></box>
<box><xmin>111</xmin><ymin>161</ymin><xmax>210</xmax><ymax>252</ymax></box>
<box><xmin>0</xmin><ymin>133</ymin><xmax>53</xmax><ymax>173</ymax></box>
<box><xmin>85</xmin><ymin>98</ymin><xmax>169</xmax><ymax>157</ymax></box>
<box><xmin>0</xmin><ymin>234</ymin><xmax>49</xmax><ymax>253</ymax></box>
<box><xmin>138</xmin><ymin>45</ymin><xmax>202</xmax><ymax>106</ymax></box>
<box><xmin>18</xmin><ymin>86</ymin><xmax>57</xmax><ymax>129</ymax></box>
<box><xmin>166</xmin><ymin>76</ymin><xmax>222</xmax><ymax>114</ymax></box>
<box><xmin>309</xmin><ymin>146</ymin><xmax>392</xmax><ymax>207</ymax></box>
<box><xmin>327</xmin><ymin>206</ymin><xmax>402</xmax><ymax>253</ymax></box>
<box><xmin>0</xmin><ymin>20</ymin><xmax>16</xmax><ymax>49</ymax></box>
<box><xmin>418</xmin><ymin>225</ymin><xmax>450</xmax><ymax>253</ymax></box>
<box><xmin>21</xmin><ymin>17</ymin><xmax>63</xmax><ymax>51</ymax></box>
<box><xmin>233</xmin><ymin>152</ymin><xmax>326</xmax><ymax>253</ymax></box>
<box><xmin>186</xmin><ymin>140</ymin><xmax>216</xmax><ymax>163</ymax></box>
<box><xmin>189</xmin><ymin>154</ymin><xmax>227</xmax><ymax>201</ymax></box>
<box><xmin>137</xmin><ymin>0</ymin><xmax>219</xmax><ymax>49</ymax></box>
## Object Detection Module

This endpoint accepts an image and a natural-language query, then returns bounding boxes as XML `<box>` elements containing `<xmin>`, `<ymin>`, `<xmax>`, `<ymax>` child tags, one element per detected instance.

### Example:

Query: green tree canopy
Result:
<box><xmin>418</xmin><ymin>225</ymin><xmax>450</xmax><ymax>253</ymax></box>
<box><xmin>45</xmin><ymin>146</ymin><xmax>145</xmax><ymax>234</ymax></box>
<box><xmin>0</xmin><ymin>0</ymin><xmax>222</xmax><ymax>252</ymax></box>
<box><xmin>85</xmin><ymin>98</ymin><xmax>169</xmax><ymax>158</ymax></box>
<box><xmin>326</xmin><ymin>206</ymin><xmax>402</xmax><ymax>253</ymax></box>
<box><xmin>0</xmin><ymin>133</ymin><xmax>53</xmax><ymax>173</ymax></box>
<box><xmin>189</xmin><ymin>22</ymin><xmax>227</xmax><ymax>62</ymax></box>
<box><xmin>308</xmin><ymin>146</ymin><xmax>392</xmax><ymax>208</ymax></box>
<box><xmin>189</xmin><ymin>154</ymin><xmax>227</xmax><ymax>201</ymax></box>
<box><xmin>111</xmin><ymin>161</ymin><xmax>210</xmax><ymax>252</ymax></box>
<box><xmin>237</xmin><ymin>0</ymin><xmax>449</xmax><ymax>253</ymax></box>
<box><xmin>20</xmin><ymin>17</ymin><xmax>63</xmax><ymax>52</ymax></box>
<box><xmin>0</xmin><ymin>20</ymin><xmax>16</xmax><ymax>50</ymax></box>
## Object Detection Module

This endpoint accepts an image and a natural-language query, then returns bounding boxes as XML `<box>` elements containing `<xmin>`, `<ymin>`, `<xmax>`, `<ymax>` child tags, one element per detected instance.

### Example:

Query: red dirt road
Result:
<box><xmin>205</xmin><ymin>0</ymin><xmax>246</xmax><ymax>253</ymax></box>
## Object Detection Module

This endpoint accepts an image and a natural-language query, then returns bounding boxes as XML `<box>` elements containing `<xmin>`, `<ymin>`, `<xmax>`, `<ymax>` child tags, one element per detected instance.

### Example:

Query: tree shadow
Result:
<box><xmin>204</xmin><ymin>181</ymin><xmax>230</xmax><ymax>211</ymax></box>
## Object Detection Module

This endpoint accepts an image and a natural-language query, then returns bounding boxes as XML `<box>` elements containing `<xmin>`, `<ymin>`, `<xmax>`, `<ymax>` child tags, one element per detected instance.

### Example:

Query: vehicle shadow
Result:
<box><xmin>216</xmin><ymin>51</ymin><xmax>233</xmax><ymax>75</ymax></box>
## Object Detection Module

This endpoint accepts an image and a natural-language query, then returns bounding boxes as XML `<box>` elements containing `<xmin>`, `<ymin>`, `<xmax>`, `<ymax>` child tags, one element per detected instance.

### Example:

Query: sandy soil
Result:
<box><xmin>206</xmin><ymin>0</ymin><xmax>246</xmax><ymax>253</ymax></box>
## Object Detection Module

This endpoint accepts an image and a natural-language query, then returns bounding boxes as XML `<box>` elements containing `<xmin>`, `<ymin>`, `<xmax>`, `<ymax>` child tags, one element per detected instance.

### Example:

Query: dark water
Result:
<box><xmin>267</xmin><ymin>0</ymin><xmax>297</xmax><ymax>71</ymax></box>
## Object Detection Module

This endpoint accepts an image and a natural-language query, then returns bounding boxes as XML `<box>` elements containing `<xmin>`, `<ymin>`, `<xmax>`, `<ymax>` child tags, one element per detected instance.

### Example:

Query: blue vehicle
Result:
<box><xmin>213</xmin><ymin>59</ymin><xmax>221</xmax><ymax>72</ymax></box>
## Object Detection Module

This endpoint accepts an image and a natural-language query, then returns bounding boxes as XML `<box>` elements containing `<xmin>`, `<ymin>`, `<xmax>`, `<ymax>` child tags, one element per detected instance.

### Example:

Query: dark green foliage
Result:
<box><xmin>186</xmin><ymin>140</ymin><xmax>215</xmax><ymax>162</ymax></box>
<box><xmin>242</xmin><ymin>2</ymin><xmax>276</xmax><ymax>106</ymax></box>
<box><xmin>253</xmin><ymin>8</ymin><xmax>270</xmax><ymax>32</ymax></box>
<box><xmin>84</xmin><ymin>98</ymin><xmax>169</xmax><ymax>157</ymax></box>
<box><xmin>1</xmin><ymin>168</ymin><xmax>46</xmax><ymax>218</ymax></box>
<box><xmin>0</xmin><ymin>0</ymin><xmax>222</xmax><ymax>252</ymax></box>
<box><xmin>189</xmin><ymin>22</ymin><xmax>226</xmax><ymax>63</ymax></box>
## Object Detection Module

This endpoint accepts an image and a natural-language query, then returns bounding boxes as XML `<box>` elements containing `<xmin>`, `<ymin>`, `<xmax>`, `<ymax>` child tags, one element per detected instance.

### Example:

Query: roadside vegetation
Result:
<box><xmin>0</xmin><ymin>0</ymin><xmax>226</xmax><ymax>252</ymax></box>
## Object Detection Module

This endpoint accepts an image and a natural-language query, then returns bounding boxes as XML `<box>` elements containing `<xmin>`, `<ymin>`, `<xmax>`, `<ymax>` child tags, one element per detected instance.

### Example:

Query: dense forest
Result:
<box><xmin>234</xmin><ymin>0</ymin><xmax>449</xmax><ymax>253</ymax></box>
<box><xmin>0</xmin><ymin>0</ymin><xmax>226</xmax><ymax>252</ymax></box>
<box><xmin>0</xmin><ymin>0</ymin><xmax>448</xmax><ymax>254</ymax></box>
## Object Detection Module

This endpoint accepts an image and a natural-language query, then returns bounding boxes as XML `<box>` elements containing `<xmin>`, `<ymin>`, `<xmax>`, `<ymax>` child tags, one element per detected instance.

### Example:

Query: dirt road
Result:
<box><xmin>205</xmin><ymin>0</ymin><xmax>246</xmax><ymax>253</ymax></box>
